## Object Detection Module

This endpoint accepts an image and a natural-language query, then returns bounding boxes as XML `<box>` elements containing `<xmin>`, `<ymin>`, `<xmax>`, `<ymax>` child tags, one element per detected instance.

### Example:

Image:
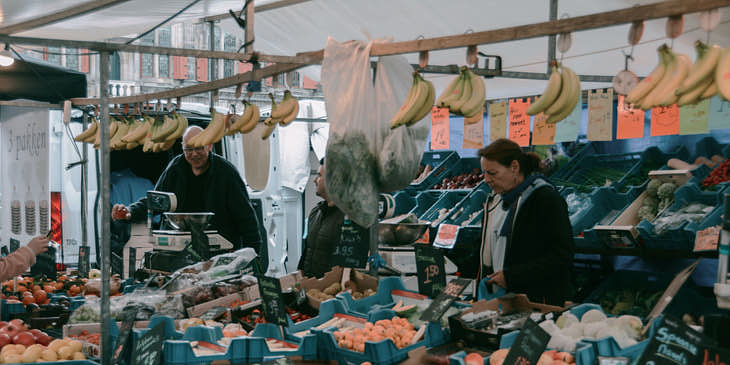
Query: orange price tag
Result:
<box><xmin>531</xmin><ymin>113</ymin><xmax>555</xmax><ymax>145</ymax></box>
<box><xmin>434</xmin><ymin>224</ymin><xmax>459</xmax><ymax>249</ymax></box>
<box><xmin>463</xmin><ymin>110</ymin><xmax>484</xmax><ymax>149</ymax></box>
<box><xmin>694</xmin><ymin>226</ymin><xmax>720</xmax><ymax>252</ymax></box>
<box><xmin>617</xmin><ymin>95</ymin><xmax>644</xmax><ymax>139</ymax></box>
<box><xmin>508</xmin><ymin>99</ymin><xmax>531</xmax><ymax>146</ymax></box>
<box><xmin>430</xmin><ymin>107</ymin><xmax>450</xmax><ymax>149</ymax></box>
<box><xmin>650</xmin><ymin>104</ymin><xmax>679</xmax><ymax>136</ymax></box>
<box><xmin>415</xmin><ymin>229</ymin><xmax>430</xmax><ymax>244</ymax></box>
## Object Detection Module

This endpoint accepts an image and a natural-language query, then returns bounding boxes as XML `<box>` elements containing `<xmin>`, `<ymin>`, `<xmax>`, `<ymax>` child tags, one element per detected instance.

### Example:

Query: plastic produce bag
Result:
<box><xmin>322</xmin><ymin>38</ymin><xmax>379</xmax><ymax>227</ymax></box>
<box><xmin>373</xmin><ymin>55</ymin><xmax>429</xmax><ymax>192</ymax></box>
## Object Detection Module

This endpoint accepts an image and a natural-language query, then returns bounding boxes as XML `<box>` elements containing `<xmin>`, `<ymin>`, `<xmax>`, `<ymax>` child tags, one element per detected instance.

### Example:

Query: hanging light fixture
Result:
<box><xmin>0</xmin><ymin>44</ymin><xmax>14</xmax><ymax>67</ymax></box>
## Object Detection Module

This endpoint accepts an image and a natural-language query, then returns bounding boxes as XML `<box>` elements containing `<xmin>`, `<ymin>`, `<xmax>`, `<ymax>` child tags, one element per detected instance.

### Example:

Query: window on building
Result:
<box><xmin>187</xmin><ymin>57</ymin><xmax>196</xmax><ymax>81</ymax></box>
<box><xmin>289</xmin><ymin>72</ymin><xmax>300</xmax><ymax>88</ymax></box>
<box><xmin>223</xmin><ymin>33</ymin><xmax>236</xmax><ymax>78</ymax></box>
<box><xmin>111</xmin><ymin>52</ymin><xmax>121</xmax><ymax>80</ymax></box>
<box><xmin>47</xmin><ymin>47</ymin><xmax>61</xmax><ymax>65</ymax></box>
<box><xmin>158</xmin><ymin>27</ymin><xmax>171</xmax><ymax>78</ymax></box>
<box><xmin>140</xmin><ymin>32</ymin><xmax>155</xmax><ymax>77</ymax></box>
<box><xmin>65</xmin><ymin>48</ymin><xmax>79</xmax><ymax>70</ymax></box>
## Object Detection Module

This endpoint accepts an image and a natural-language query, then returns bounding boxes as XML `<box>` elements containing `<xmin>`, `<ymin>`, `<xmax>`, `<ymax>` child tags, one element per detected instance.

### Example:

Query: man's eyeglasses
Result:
<box><xmin>182</xmin><ymin>146</ymin><xmax>206</xmax><ymax>153</ymax></box>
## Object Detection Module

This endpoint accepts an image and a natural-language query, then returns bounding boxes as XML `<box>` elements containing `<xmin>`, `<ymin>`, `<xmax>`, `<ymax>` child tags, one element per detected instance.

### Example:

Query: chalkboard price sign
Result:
<box><xmin>331</xmin><ymin>218</ymin><xmax>369</xmax><ymax>269</ymax></box>
<box><xmin>113</xmin><ymin>308</ymin><xmax>138</xmax><ymax>365</ymax></box>
<box><xmin>420</xmin><ymin>277</ymin><xmax>470</xmax><ymax>323</ymax></box>
<box><xmin>131</xmin><ymin>322</ymin><xmax>164</xmax><ymax>365</ymax></box>
<box><xmin>636</xmin><ymin>315</ymin><xmax>716</xmax><ymax>365</ymax></box>
<box><xmin>9</xmin><ymin>239</ymin><xmax>19</xmax><ymax>253</ymax></box>
<box><xmin>257</xmin><ymin>275</ymin><xmax>289</xmax><ymax>326</ymax></box>
<box><xmin>414</xmin><ymin>244</ymin><xmax>446</xmax><ymax>297</ymax></box>
<box><xmin>502</xmin><ymin>318</ymin><xmax>551</xmax><ymax>365</ymax></box>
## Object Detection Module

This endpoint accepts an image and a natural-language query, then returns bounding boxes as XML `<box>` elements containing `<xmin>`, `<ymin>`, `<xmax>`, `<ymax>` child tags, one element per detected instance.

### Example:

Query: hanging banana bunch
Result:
<box><xmin>526</xmin><ymin>61</ymin><xmax>581</xmax><ymax>124</ymax></box>
<box><xmin>188</xmin><ymin>109</ymin><xmax>227</xmax><ymax>147</ymax></box>
<box><xmin>625</xmin><ymin>44</ymin><xmax>692</xmax><ymax>110</ymax></box>
<box><xmin>434</xmin><ymin>66</ymin><xmax>485</xmax><ymax>119</ymax></box>
<box><xmin>390</xmin><ymin>71</ymin><xmax>436</xmax><ymax>129</ymax></box>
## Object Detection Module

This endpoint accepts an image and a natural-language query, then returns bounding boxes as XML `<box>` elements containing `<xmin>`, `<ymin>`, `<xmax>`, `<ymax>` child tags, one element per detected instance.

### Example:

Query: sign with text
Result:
<box><xmin>420</xmin><ymin>277</ymin><xmax>470</xmax><ymax>323</ymax></box>
<box><xmin>709</xmin><ymin>95</ymin><xmax>730</xmax><ymax>130</ymax></box>
<box><xmin>433</xmin><ymin>224</ymin><xmax>459</xmax><ymax>249</ymax></box>
<box><xmin>587</xmin><ymin>89</ymin><xmax>613</xmax><ymax>141</ymax></box>
<box><xmin>414</xmin><ymin>244</ymin><xmax>446</xmax><ymax>297</ymax></box>
<box><xmin>636</xmin><ymin>315</ymin><xmax>715</xmax><ymax>365</ymax></box>
<box><xmin>617</xmin><ymin>95</ymin><xmax>645</xmax><ymax>139</ymax></box>
<box><xmin>256</xmin><ymin>275</ymin><xmax>289</xmax><ymax>326</ymax></box>
<box><xmin>553</xmin><ymin>93</ymin><xmax>582</xmax><ymax>143</ymax></box>
<box><xmin>128</xmin><ymin>247</ymin><xmax>136</xmax><ymax>279</ymax></box>
<box><xmin>430</xmin><ymin>107</ymin><xmax>450</xmax><ymax>149</ymax></box>
<box><xmin>331</xmin><ymin>220</ymin><xmax>370</xmax><ymax>269</ymax></box>
<box><xmin>679</xmin><ymin>99</ymin><xmax>710</xmax><ymax>135</ymax></box>
<box><xmin>78</xmin><ymin>246</ymin><xmax>90</xmax><ymax>278</ymax></box>
<box><xmin>502</xmin><ymin>318</ymin><xmax>551</xmax><ymax>365</ymax></box>
<box><xmin>531</xmin><ymin>113</ymin><xmax>555</xmax><ymax>145</ymax></box>
<box><xmin>131</xmin><ymin>322</ymin><xmax>164</xmax><ymax>365</ymax></box>
<box><xmin>650</xmin><ymin>104</ymin><xmax>680</xmax><ymax>136</ymax></box>
<box><xmin>463</xmin><ymin>111</ymin><xmax>484</xmax><ymax>149</ymax></box>
<box><xmin>489</xmin><ymin>102</ymin><xmax>507</xmax><ymax>141</ymax></box>
<box><xmin>113</xmin><ymin>308</ymin><xmax>138</xmax><ymax>365</ymax></box>
<box><xmin>508</xmin><ymin>99</ymin><xmax>531</xmax><ymax>146</ymax></box>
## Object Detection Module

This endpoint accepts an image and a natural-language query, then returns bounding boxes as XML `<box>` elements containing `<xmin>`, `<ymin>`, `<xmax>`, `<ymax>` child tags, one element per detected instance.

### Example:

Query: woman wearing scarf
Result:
<box><xmin>477</xmin><ymin>138</ymin><xmax>573</xmax><ymax>305</ymax></box>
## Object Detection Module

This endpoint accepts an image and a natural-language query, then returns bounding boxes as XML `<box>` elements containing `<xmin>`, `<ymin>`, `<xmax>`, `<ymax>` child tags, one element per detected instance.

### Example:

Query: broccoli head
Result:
<box><xmin>657</xmin><ymin>182</ymin><xmax>677</xmax><ymax>200</ymax></box>
<box><xmin>638</xmin><ymin>205</ymin><xmax>657</xmax><ymax>222</ymax></box>
<box><xmin>646</xmin><ymin>179</ymin><xmax>663</xmax><ymax>198</ymax></box>
<box><xmin>642</xmin><ymin>196</ymin><xmax>659</xmax><ymax>210</ymax></box>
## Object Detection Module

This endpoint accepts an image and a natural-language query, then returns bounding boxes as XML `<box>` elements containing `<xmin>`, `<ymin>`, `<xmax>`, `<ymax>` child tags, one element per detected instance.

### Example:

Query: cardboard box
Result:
<box><xmin>593</xmin><ymin>170</ymin><xmax>691</xmax><ymax>248</ymax></box>
<box><xmin>299</xmin><ymin>267</ymin><xmax>378</xmax><ymax>310</ymax></box>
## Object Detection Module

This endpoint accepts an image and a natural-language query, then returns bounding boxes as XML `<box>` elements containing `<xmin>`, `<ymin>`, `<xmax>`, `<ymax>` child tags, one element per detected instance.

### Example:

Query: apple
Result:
<box><xmin>0</xmin><ymin>321</ymin><xmax>8</xmax><ymax>329</ymax></box>
<box><xmin>28</xmin><ymin>329</ymin><xmax>43</xmax><ymax>339</ymax></box>
<box><xmin>8</xmin><ymin>319</ymin><xmax>26</xmax><ymax>331</ymax></box>
<box><xmin>34</xmin><ymin>333</ymin><xmax>51</xmax><ymax>346</ymax></box>
<box><xmin>12</xmin><ymin>332</ymin><xmax>35</xmax><ymax>347</ymax></box>
<box><xmin>2</xmin><ymin>325</ymin><xmax>20</xmax><ymax>339</ymax></box>
<box><xmin>0</xmin><ymin>333</ymin><xmax>11</xmax><ymax>347</ymax></box>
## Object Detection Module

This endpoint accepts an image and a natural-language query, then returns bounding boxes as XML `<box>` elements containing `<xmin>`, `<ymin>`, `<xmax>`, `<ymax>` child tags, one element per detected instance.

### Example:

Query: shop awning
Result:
<box><xmin>0</xmin><ymin>54</ymin><xmax>86</xmax><ymax>102</ymax></box>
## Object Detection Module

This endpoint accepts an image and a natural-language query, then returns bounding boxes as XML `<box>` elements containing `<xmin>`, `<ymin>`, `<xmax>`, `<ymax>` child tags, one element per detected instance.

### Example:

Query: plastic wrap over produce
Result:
<box><xmin>278</xmin><ymin>122</ymin><xmax>311</xmax><ymax>193</ymax></box>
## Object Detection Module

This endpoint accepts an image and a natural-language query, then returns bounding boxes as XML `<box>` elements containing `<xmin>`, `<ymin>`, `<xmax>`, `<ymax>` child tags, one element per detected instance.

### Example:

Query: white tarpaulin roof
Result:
<box><xmin>2</xmin><ymin>0</ymin><xmax>730</xmax><ymax>99</ymax></box>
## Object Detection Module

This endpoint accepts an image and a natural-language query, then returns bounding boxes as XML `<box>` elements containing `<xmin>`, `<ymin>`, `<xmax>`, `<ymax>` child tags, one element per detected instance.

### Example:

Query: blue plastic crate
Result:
<box><xmin>615</xmin><ymin>145</ymin><xmax>690</xmax><ymax>192</ymax></box>
<box><xmin>336</xmin><ymin>277</ymin><xmax>407</xmax><ymax>319</ymax></box>
<box><xmin>420</xmin><ymin>191</ymin><xmax>470</xmax><ymax>223</ymax></box>
<box><xmin>288</xmin><ymin>299</ymin><xmax>363</xmax><ymax>339</ymax></box>
<box><xmin>443</xmin><ymin>187</ymin><xmax>490</xmax><ymax>226</ymax></box>
<box><xmin>316</xmin><ymin>309</ymin><xmax>448</xmax><ymax>365</ymax></box>
<box><xmin>132</xmin><ymin>315</ymin><xmax>184</xmax><ymax>342</ymax></box>
<box><xmin>9</xmin><ymin>361</ymin><xmax>101</xmax><ymax>365</ymax></box>
<box><xmin>391</xmin><ymin>191</ymin><xmax>416</xmax><ymax>217</ymax></box>
<box><xmin>637</xmin><ymin>182</ymin><xmax>724</xmax><ymax>251</ymax></box>
<box><xmin>551</xmin><ymin>142</ymin><xmax>600</xmax><ymax>181</ymax></box>
<box><xmin>552</xmin><ymin>151</ymin><xmax>643</xmax><ymax>192</ymax></box>
<box><xmin>572</xmin><ymin>186</ymin><xmax>643</xmax><ymax>250</ymax></box>
<box><xmin>163</xmin><ymin>336</ymin><xmax>248</xmax><ymax>365</ymax></box>
<box><xmin>248</xmin><ymin>323</ymin><xmax>318</xmax><ymax>362</ymax></box>
<box><xmin>407</xmin><ymin>151</ymin><xmax>460</xmax><ymax>192</ymax></box>
<box><xmin>1</xmin><ymin>299</ymin><xmax>25</xmax><ymax>321</ymax></box>
<box><xmin>430</xmin><ymin>158</ymin><xmax>482</xmax><ymax>190</ymax></box>
<box><xmin>408</xmin><ymin>191</ymin><xmax>443</xmax><ymax>219</ymax></box>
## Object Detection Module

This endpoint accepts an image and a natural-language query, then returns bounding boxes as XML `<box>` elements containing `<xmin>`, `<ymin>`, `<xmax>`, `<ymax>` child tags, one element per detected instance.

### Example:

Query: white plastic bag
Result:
<box><xmin>322</xmin><ymin>38</ymin><xmax>379</xmax><ymax>227</ymax></box>
<box><xmin>373</xmin><ymin>55</ymin><xmax>429</xmax><ymax>192</ymax></box>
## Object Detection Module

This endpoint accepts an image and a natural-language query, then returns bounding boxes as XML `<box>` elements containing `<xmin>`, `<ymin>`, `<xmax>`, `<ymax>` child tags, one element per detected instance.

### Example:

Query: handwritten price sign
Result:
<box><xmin>650</xmin><ymin>104</ymin><xmax>679</xmax><ymax>136</ymax></box>
<box><xmin>617</xmin><ymin>95</ymin><xmax>644</xmax><ymax>139</ymax></box>
<box><xmin>490</xmin><ymin>102</ymin><xmax>507</xmax><ymax>140</ymax></box>
<box><xmin>587</xmin><ymin>89</ymin><xmax>613</xmax><ymax>141</ymax></box>
<box><xmin>509</xmin><ymin>99</ymin><xmax>531</xmax><ymax>146</ymax></box>
<box><xmin>431</xmin><ymin>107</ymin><xmax>450</xmax><ymax>149</ymax></box>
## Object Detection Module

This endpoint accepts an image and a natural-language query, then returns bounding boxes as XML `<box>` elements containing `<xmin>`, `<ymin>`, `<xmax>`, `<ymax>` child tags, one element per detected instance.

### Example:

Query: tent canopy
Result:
<box><xmin>1</xmin><ymin>0</ymin><xmax>729</xmax><ymax>99</ymax></box>
<box><xmin>0</xmin><ymin>54</ymin><xmax>86</xmax><ymax>102</ymax></box>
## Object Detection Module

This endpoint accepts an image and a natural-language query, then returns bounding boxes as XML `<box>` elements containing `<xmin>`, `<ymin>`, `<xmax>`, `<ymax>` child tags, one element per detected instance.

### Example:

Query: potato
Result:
<box><xmin>41</xmin><ymin>349</ymin><xmax>57</xmax><ymax>362</ymax></box>
<box><xmin>72</xmin><ymin>352</ymin><xmax>86</xmax><ymax>360</ymax></box>
<box><xmin>57</xmin><ymin>346</ymin><xmax>74</xmax><ymax>360</ymax></box>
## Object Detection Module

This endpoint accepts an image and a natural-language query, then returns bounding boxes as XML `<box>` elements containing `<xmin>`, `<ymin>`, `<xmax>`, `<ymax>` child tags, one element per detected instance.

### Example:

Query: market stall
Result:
<box><xmin>0</xmin><ymin>1</ymin><xmax>729</xmax><ymax>365</ymax></box>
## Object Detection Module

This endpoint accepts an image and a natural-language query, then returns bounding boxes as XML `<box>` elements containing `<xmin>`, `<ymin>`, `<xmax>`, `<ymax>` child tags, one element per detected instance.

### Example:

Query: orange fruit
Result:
<box><xmin>22</xmin><ymin>296</ymin><xmax>34</xmax><ymax>305</ymax></box>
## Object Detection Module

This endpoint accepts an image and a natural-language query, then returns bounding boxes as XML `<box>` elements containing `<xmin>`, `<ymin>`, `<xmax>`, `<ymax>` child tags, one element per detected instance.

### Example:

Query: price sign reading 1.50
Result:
<box><xmin>414</xmin><ymin>244</ymin><xmax>446</xmax><ymax>297</ymax></box>
<box><xmin>423</xmin><ymin>264</ymin><xmax>439</xmax><ymax>284</ymax></box>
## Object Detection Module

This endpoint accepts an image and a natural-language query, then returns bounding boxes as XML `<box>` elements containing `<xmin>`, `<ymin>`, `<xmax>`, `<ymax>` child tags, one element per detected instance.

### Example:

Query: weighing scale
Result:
<box><xmin>142</xmin><ymin>191</ymin><xmax>234</xmax><ymax>273</ymax></box>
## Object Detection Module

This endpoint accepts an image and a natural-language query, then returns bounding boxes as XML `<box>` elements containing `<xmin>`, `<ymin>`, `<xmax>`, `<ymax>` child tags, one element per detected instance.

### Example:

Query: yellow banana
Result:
<box><xmin>280</xmin><ymin>99</ymin><xmax>300</xmax><ymax>126</ymax></box>
<box><xmin>125</xmin><ymin>142</ymin><xmax>139</xmax><ymax>150</ymax></box>
<box><xmin>189</xmin><ymin>111</ymin><xmax>216</xmax><ymax>147</ymax></box>
<box><xmin>436</xmin><ymin>71</ymin><xmax>466</xmax><ymax>108</ymax></box>
<box><xmin>546</xmin><ymin>68</ymin><xmax>581</xmax><ymax>124</ymax></box>
<box><xmin>715</xmin><ymin>46</ymin><xmax>730</xmax><ymax>101</ymax></box>
<box><xmin>151</xmin><ymin>115</ymin><xmax>178</xmax><ymax>142</ymax></box>
<box><xmin>408</xmin><ymin>78</ymin><xmax>436</xmax><ymax>126</ymax></box>
<box><xmin>97</xmin><ymin>119</ymin><xmax>120</xmax><ymax>149</ymax></box>
<box><xmin>461</xmin><ymin>69</ymin><xmax>486</xmax><ymax>118</ymax></box>
<box><xmin>142</xmin><ymin>136</ymin><xmax>154</xmax><ymax>152</ymax></box>
<box><xmin>545</xmin><ymin>66</ymin><xmax>575</xmax><ymax>116</ymax></box>
<box><xmin>449</xmin><ymin>68</ymin><xmax>473</xmax><ymax>114</ymax></box>
<box><xmin>271</xmin><ymin>90</ymin><xmax>298</xmax><ymax>122</ymax></box>
<box><xmin>231</xmin><ymin>101</ymin><xmax>254</xmax><ymax>131</ymax></box>
<box><xmin>226</xmin><ymin>111</ymin><xmax>249</xmax><ymax>136</ymax></box>
<box><xmin>240</xmin><ymin>104</ymin><xmax>260</xmax><ymax>134</ymax></box>
<box><xmin>657</xmin><ymin>53</ymin><xmax>691</xmax><ymax>106</ymax></box>
<box><xmin>74</xmin><ymin>119</ymin><xmax>98</xmax><ymax>142</ymax></box>
<box><xmin>390</xmin><ymin>73</ymin><xmax>421</xmax><ymax>129</ymax></box>
<box><xmin>195</xmin><ymin>110</ymin><xmax>226</xmax><ymax>147</ymax></box>
<box><xmin>110</xmin><ymin>121</ymin><xmax>132</xmax><ymax>150</ymax></box>
<box><xmin>121</xmin><ymin>118</ymin><xmax>148</xmax><ymax>143</ymax></box>
<box><xmin>400</xmin><ymin>74</ymin><xmax>431</xmax><ymax>127</ymax></box>
<box><xmin>626</xmin><ymin>45</ymin><xmax>669</xmax><ymax>105</ymax></box>
<box><xmin>261</xmin><ymin>122</ymin><xmax>277</xmax><ymax>140</ymax></box>
<box><xmin>160</xmin><ymin>139</ymin><xmax>175</xmax><ymax>151</ymax></box>
<box><xmin>165</xmin><ymin>113</ymin><xmax>188</xmax><ymax>142</ymax></box>
<box><xmin>676</xmin><ymin>42</ymin><xmax>721</xmax><ymax>96</ymax></box>
<box><xmin>700</xmin><ymin>79</ymin><xmax>718</xmax><ymax>100</ymax></box>
<box><xmin>677</xmin><ymin>75</ymin><xmax>713</xmax><ymax>106</ymax></box>
<box><xmin>641</xmin><ymin>48</ymin><xmax>678</xmax><ymax>108</ymax></box>
<box><xmin>527</xmin><ymin>62</ymin><xmax>562</xmax><ymax>115</ymax></box>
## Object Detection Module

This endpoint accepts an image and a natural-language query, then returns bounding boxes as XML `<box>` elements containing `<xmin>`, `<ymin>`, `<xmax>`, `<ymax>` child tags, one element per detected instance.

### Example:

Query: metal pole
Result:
<box><xmin>98</xmin><ymin>50</ymin><xmax>112</xmax><ymax>365</ymax></box>
<box><xmin>80</xmin><ymin>111</ymin><xmax>88</xmax><ymax>253</ymax></box>
<box><xmin>208</xmin><ymin>21</ymin><xmax>215</xmax><ymax>107</ymax></box>
<box><xmin>547</xmin><ymin>0</ymin><xmax>557</xmax><ymax>74</ymax></box>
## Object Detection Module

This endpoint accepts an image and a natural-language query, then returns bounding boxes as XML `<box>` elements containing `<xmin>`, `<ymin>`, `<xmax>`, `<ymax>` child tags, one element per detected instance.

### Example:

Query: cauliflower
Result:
<box><xmin>539</xmin><ymin>319</ymin><xmax>560</xmax><ymax>336</ymax></box>
<box><xmin>657</xmin><ymin>182</ymin><xmax>677</xmax><ymax>200</ymax></box>
<box><xmin>646</xmin><ymin>179</ymin><xmax>663</xmax><ymax>197</ymax></box>
<box><xmin>555</xmin><ymin>312</ymin><xmax>579</xmax><ymax>329</ymax></box>
<box><xmin>547</xmin><ymin>332</ymin><xmax>578</xmax><ymax>353</ymax></box>
<box><xmin>638</xmin><ymin>205</ymin><xmax>657</xmax><ymax>222</ymax></box>
<box><xmin>581</xmin><ymin>309</ymin><xmax>608</xmax><ymax>324</ymax></box>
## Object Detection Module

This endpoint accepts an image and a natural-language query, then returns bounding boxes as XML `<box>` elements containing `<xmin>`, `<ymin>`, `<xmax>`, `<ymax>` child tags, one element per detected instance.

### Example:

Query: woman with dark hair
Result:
<box><xmin>477</xmin><ymin>138</ymin><xmax>573</xmax><ymax>305</ymax></box>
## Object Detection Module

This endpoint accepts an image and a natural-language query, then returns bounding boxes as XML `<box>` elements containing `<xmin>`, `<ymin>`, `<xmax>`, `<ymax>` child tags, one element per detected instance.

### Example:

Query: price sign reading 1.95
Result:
<box><xmin>414</xmin><ymin>244</ymin><xmax>446</xmax><ymax>297</ymax></box>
